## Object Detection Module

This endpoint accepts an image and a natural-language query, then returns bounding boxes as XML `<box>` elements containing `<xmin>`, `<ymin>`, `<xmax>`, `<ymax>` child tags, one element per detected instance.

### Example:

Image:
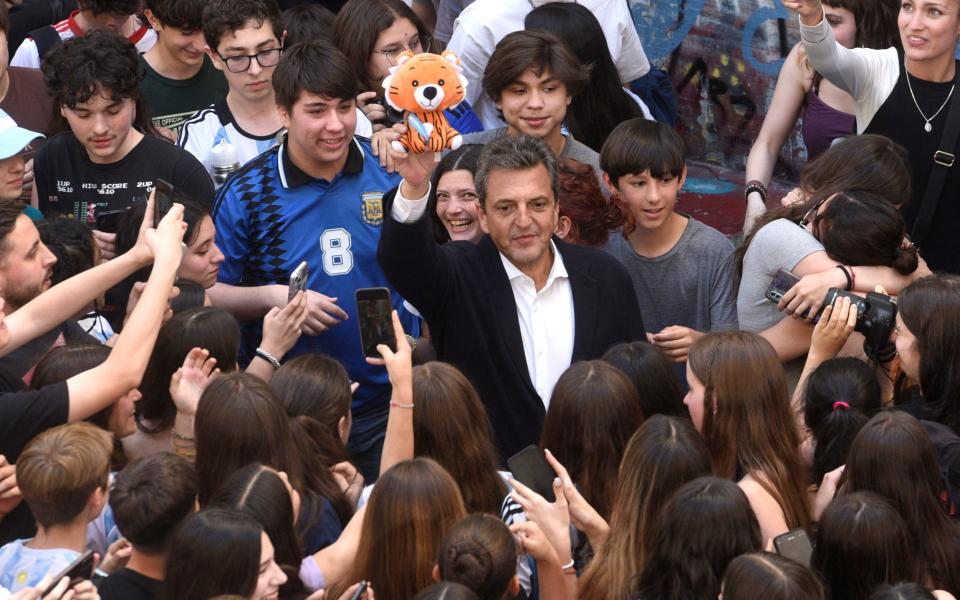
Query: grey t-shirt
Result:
<box><xmin>603</xmin><ymin>217</ymin><xmax>738</xmax><ymax>335</ymax></box>
<box><xmin>737</xmin><ymin>218</ymin><xmax>825</xmax><ymax>332</ymax></box>
<box><xmin>461</xmin><ymin>127</ymin><xmax>602</xmax><ymax>183</ymax></box>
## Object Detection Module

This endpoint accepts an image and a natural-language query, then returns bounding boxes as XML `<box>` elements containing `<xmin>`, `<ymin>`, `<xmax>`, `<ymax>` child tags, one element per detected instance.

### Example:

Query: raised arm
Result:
<box><xmin>783</xmin><ymin>0</ymin><xmax>895</xmax><ymax>105</ymax></box>
<box><xmin>377</xmin><ymin>151</ymin><xmax>454</xmax><ymax>319</ymax></box>
<box><xmin>370</xmin><ymin>311</ymin><xmax>414</xmax><ymax>476</ymax></box>
<box><xmin>744</xmin><ymin>44</ymin><xmax>811</xmax><ymax>234</ymax></box>
<box><xmin>65</xmin><ymin>203</ymin><xmax>186</xmax><ymax>421</ymax></box>
<box><xmin>3</xmin><ymin>194</ymin><xmax>160</xmax><ymax>356</ymax></box>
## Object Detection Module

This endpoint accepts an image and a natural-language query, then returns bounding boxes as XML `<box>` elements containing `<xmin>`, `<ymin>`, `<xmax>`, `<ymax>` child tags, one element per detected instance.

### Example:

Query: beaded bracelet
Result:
<box><xmin>744</xmin><ymin>180</ymin><xmax>768</xmax><ymax>204</ymax></box>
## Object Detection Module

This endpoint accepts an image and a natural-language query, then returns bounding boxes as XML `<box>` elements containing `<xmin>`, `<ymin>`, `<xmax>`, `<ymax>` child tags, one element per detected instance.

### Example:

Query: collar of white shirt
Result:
<box><xmin>499</xmin><ymin>240</ymin><xmax>569</xmax><ymax>290</ymax></box>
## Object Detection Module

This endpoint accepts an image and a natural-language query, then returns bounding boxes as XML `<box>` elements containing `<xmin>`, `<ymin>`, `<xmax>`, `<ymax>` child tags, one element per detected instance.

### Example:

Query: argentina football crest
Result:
<box><xmin>361</xmin><ymin>191</ymin><xmax>384</xmax><ymax>226</ymax></box>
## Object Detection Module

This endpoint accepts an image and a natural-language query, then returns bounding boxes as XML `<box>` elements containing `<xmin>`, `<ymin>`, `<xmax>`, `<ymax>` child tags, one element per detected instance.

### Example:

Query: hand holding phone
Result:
<box><xmin>41</xmin><ymin>550</ymin><xmax>95</xmax><ymax>596</ymax></box>
<box><xmin>288</xmin><ymin>261</ymin><xmax>309</xmax><ymax>303</ymax></box>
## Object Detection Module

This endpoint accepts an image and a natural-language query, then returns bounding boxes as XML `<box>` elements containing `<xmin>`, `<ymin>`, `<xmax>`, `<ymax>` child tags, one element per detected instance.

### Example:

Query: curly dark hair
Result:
<box><xmin>36</xmin><ymin>217</ymin><xmax>96</xmax><ymax>285</ymax></box>
<box><xmin>77</xmin><ymin>0</ymin><xmax>141</xmax><ymax>16</ymax></box>
<box><xmin>146</xmin><ymin>0</ymin><xmax>205</xmax><ymax>31</ymax></box>
<box><xmin>202</xmin><ymin>0</ymin><xmax>282</xmax><ymax>52</ymax></box>
<box><xmin>41</xmin><ymin>30</ymin><xmax>157</xmax><ymax>136</ymax></box>
<box><xmin>0</xmin><ymin>2</ymin><xmax>9</xmax><ymax>35</ymax></box>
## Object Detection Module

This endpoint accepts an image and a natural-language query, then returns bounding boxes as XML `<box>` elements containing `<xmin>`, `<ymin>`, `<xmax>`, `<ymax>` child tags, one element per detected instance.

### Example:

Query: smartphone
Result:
<box><xmin>153</xmin><ymin>178</ymin><xmax>175</xmax><ymax>225</ymax></box>
<box><xmin>356</xmin><ymin>287</ymin><xmax>396</xmax><ymax>358</ymax></box>
<box><xmin>94</xmin><ymin>208</ymin><xmax>127</xmax><ymax>234</ymax></box>
<box><xmin>773</xmin><ymin>528</ymin><xmax>813</xmax><ymax>566</ymax></box>
<box><xmin>349</xmin><ymin>581</ymin><xmax>369</xmax><ymax>600</ymax></box>
<box><xmin>764</xmin><ymin>268</ymin><xmax>801</xmax><ymax>304</ymax></box>
<box><xmin>41</xmin><ymin>549</ymin><xmax>95</xmax><ymax>595</ymax></box>
<box><xmin>288</xmin><ymin>261</ymin><xmax>309</xmax><ymax>303</ymax></box>
<box><xmin>507</xmin><ymin>445</ymin><xmax>556</xmax><ymax>502</ymax></box>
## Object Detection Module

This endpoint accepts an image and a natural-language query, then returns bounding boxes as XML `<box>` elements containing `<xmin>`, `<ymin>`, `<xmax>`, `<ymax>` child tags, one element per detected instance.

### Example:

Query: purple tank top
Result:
<box><xmin>801</xmin><ymin>81</ymin><xmax>856</xmax><ymax>160</ymax></box>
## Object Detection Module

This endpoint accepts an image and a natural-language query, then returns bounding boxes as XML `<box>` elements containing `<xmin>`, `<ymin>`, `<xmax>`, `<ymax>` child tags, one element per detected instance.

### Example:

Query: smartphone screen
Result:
<box><xmin>288</xmin><ymin>261</ymin><xmax>309</xmax><ymax>303</ymax></box>
<box><xmin>507</xmin><ymin>445</ymin><xmax>556</xmax><ymax>502</ymax></box>
<box><xmin>355</xmin><ymin>287</ymin><xmax>395</xmax><ymax>358</ymax></box>
<box><xmin>154</xmin><ymin>179</ymin><xmax>174</xmax><ymax>225</ymax></box>
<box><xmin>42</xmin><ymin>550</ymin><xmax>95</xmax><ymax>595</ymax></box>
<box><xmin>773</xmin><ymin>528</ymin><xmax>813</xmax><ymax>566</ymax></box>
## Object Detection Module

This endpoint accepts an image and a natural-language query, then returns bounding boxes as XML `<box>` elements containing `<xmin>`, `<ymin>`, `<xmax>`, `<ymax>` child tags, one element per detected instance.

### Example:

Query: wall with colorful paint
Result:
<box><xmin>629</xmin><ymin>0</ymin><xmax>804</xmax><ymax>182</ymax></box>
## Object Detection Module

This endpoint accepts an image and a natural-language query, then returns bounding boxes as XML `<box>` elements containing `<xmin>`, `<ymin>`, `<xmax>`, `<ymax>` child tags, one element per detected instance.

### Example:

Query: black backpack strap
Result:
<box><xmin>28</xmin><ymin>24</ymin><xmax>63</xmax><ymax>62</ymax></box>
<box><xmin>912</xmin><ymin>64</ymin><xmax>960</xmax><ymax>246</ymax></box>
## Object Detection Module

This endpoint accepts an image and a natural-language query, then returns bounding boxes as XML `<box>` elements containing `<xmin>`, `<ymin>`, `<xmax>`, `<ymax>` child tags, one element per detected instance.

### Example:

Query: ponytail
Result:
<box><xmin>803</xmin><ymin>358</ymin><xmax>882</xmax><ymax>483</ymax></box>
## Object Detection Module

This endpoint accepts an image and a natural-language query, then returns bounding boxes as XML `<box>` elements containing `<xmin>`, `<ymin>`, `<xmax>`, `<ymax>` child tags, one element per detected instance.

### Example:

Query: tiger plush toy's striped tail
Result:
<box><xmin>382</xmin><ymin>50</ymin><xmax>469</xmax><ymax>154</ymax></box>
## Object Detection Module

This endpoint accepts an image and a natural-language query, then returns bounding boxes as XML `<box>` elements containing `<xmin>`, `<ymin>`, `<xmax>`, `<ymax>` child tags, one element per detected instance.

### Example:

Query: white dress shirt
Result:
<box><xmin>392</xmin><ymin>184</ymin><xmax>575</xmax><ymax>407</ymax></box>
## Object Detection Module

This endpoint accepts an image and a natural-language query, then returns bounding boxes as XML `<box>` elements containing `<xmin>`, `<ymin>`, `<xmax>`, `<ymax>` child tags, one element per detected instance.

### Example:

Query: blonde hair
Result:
<box><xmin>18</xmin><ymin>422</ymin><xmax>112</xmax><ymax>527</ymax></box>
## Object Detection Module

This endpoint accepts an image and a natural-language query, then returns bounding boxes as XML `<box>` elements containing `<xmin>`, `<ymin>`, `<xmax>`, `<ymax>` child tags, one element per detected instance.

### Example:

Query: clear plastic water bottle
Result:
<box><xmin>209</xmin><ymin>139</ymin><xmax>240</xmax><ymax>188</ymax></box>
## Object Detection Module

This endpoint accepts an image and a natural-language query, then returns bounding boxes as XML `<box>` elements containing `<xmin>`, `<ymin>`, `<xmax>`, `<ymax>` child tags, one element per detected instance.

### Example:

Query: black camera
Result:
<box><xmin>821</xmin><ymin>288</ymin><xmax>897</xmax><ymax>361</ymax></box>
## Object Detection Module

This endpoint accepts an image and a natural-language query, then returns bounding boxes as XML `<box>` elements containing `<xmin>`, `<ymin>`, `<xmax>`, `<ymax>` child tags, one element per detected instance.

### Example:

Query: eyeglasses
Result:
<box><xmin>799</xmin><ymin>195</ymin><xmax>829</xmax><ymax>229</ymax></box>
<box><xmin>373</xmin><ymin>35</ymin><xmax>431</xmax><ymax>66</ymax></box>
<box><xmin>217</xmin><ymin>47</ymin><xmax>283</xmax><ymax>73</ymax></box>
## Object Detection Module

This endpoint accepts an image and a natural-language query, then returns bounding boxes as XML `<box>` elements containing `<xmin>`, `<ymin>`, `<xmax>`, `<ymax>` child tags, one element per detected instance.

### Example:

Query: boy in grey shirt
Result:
<box><xmin>601</xmin><ymin>119</ymin><xmax>738</xmax><ymax>363</ymax></box>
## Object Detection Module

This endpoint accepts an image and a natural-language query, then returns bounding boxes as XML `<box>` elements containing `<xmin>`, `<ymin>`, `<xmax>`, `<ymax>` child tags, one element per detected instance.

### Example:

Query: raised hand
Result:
<box><xmin>543</xmin><ymin>449</ymin><xmax>609</xmax><ymax>548</ymax></box>
<box><xmin>508</xmin><ymin>476</ymin><xmax>572</xmax><ymax>564</ymax></box>
<box><xmin>781</xmin><ymin>0</ymin><xmax>824</xmax><ymax>23</ymax></box>
<box><xmin>169</xmin><ymin>347</ymin><xmax>220</xmax><ymax>418</ymax></box>
<box><xmin>261</xmin><ymin>291</ymin><xmax>307</xmax><ymax>357</ymax></box>
<box><xmin>364</xmin><ymin>310</ymin><xmax>412</xmax><ymax>389</ymax></box>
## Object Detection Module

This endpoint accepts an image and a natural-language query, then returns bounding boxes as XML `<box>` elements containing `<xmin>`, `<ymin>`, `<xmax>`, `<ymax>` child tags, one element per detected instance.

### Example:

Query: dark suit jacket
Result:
<box><xmin>378</xmin><ymin>189</ymin><xmax>646</xmax><ymax>460</ymax></box>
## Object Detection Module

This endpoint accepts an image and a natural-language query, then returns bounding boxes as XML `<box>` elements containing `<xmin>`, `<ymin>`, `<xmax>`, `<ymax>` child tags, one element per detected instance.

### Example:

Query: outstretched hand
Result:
<box><xmin>782</xmin><ymin>0</ymin><xmax>824</xmax><ymax>22</ymax></box>
<box><xmin>170</xmin><ymin>347</ymin><xmax>220</xmax><ymax>417</ymax></box>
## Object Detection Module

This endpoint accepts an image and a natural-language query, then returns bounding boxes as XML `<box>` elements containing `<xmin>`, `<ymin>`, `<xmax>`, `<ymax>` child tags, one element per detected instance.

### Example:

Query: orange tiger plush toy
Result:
<box><xmin>382</xmin><ymin>50</ymin><xmax>468</xmax><ymax>154</ymax></box>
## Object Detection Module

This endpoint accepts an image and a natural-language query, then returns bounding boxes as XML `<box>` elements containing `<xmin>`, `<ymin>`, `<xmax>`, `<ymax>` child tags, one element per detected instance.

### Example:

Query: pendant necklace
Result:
<box><xmin>905</xmin><ymin>55</ymin><xmax>955</xmax><ymax>133</ymax></box>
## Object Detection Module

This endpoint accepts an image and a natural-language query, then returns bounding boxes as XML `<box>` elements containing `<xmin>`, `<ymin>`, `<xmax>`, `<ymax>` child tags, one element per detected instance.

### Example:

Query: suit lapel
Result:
<box><xmin>561</xmin><ymin>241</ymin><xmax>599</xmax><ymax>361</ymax></box>
<box><xmin>479</xmin><ymin>237</ymin><xmax>537</xmax><ymax>393</ymax></box>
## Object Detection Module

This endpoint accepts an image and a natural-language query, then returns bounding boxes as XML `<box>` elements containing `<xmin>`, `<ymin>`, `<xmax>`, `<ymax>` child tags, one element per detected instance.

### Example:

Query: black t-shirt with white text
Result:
<box><xmin>34</xmin><ymin>132</ymin><xmax>214</xmax><ymax>222</ymax></box>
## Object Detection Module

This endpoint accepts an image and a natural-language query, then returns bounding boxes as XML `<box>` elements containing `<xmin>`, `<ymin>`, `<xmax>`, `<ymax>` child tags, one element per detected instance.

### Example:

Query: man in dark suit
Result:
<box><xmin>378</xmin><ymin>134</ymin><xmax>645</xmax><ymax>460</ymax></box>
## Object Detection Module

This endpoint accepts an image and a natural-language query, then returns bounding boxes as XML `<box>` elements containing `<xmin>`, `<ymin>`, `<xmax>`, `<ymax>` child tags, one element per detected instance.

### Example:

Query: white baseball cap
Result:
<box><xmin>0</xmin><ymin>108</ymin><xmax>44</xmax><ymax>160</ymax></box>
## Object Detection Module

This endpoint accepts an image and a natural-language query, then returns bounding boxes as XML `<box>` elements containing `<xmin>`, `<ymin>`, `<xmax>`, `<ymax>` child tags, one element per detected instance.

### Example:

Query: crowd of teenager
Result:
<box><xmin>1</xmin><ymin>0</ymin><xmax>960</xmax><ymax>598</ymax></box>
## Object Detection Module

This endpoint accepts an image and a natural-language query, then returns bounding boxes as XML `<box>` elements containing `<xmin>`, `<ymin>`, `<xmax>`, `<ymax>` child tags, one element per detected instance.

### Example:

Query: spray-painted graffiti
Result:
<box><xmin>631</xmin><ymin>0</ymin><xmax>807</xmax><ymax>180</ymax></box>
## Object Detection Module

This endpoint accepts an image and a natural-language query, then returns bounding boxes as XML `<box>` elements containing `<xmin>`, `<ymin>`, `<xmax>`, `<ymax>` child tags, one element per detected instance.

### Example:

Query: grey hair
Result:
<box><xmin>474</xmin><ymin>134</ymin><xmax>559</xmax><ymax>206</ymax></box>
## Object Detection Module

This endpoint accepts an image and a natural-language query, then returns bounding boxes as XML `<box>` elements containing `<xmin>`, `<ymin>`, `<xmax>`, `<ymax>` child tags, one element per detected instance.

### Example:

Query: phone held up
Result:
<box><xmin>153</xmin><ymin>178</ymin><xmax>175</xmax><ymax>226</ymax></box>
<box><xmin>288</xmin><ymin>261</ymin><xmax>309</xmax><ymax>303</ymax></box>
<box><xmin>507</xmin><ymin>445</ymin><xmax>556</xmax><ymax>502</ymax></box>
<box><xmin>41</xmin><ymin>549</ymin><xmax>95</xmax><ymax>595</ymax></box>
<box><xmin>356</xmin><ymin>287</ymin><xmax>395</xmax><ymax>358</ymax></box>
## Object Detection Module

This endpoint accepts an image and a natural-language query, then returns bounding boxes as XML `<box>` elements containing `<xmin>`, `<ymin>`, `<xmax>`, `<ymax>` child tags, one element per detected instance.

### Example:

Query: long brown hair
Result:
<box><xmin>271</xmin><ymin>353</ymin><xmax>353</xmax><ymax>466</ymax></box>
<box><xmin>412</xmin><ymin>363</ymin><xmax>507</xmax><ymax>516</ymax></box>
<box><xmin>897</xmin><ymin>275</ymin><xmax>960</xmax><ymax>433</ymax></box>
<box><xmin>195</xmin><ymin>372</ymin><xmax>352</xmax><ymax>525</ymax></box>
<box><xmin>736</xmin><ymin>134</ymin><xmax>912</xmax><ymax>277</ymax></box>
<box><xmin>688</xmin><ymin>332</ymin><xmax>810</xmax><ymax>530</ymax></box>
<box><xmin>541</xmin><ymin>360</ymin><xmax>645</xmax><ymax>518</ymax></box>
<box><xmin>328</xmin><ymin>458</ymin><xmax>467</xmax><ymax>599</ymax></box>
<box><xmin>578</xmin><ymin>416</ymin><xmax>712</xmax><ymax>600</ymax></box>
<box><xmin>843</xmin><ymin>411</ymin><xmax>960</xmax><ymax>594</ymax></box>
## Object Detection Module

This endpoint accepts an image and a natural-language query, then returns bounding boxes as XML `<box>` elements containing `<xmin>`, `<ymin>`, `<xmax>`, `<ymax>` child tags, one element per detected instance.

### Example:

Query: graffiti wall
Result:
<box><xmin>630</xmin><ymin>0</ymin><xmax>806</xmax><ymax>180</ymax></box>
